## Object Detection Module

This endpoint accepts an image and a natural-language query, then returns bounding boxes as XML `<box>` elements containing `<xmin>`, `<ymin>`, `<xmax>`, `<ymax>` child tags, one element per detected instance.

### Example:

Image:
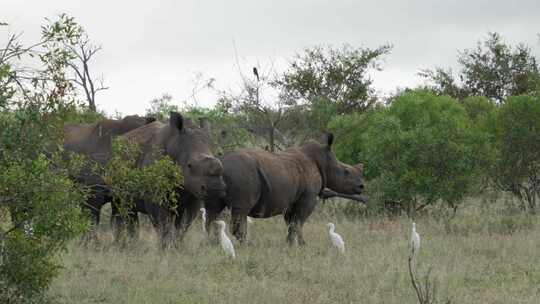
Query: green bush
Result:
<box><xmin>103</xmin><ymin>138</ymin><xmax>184</xmax><ymax>220</ymax></box>
<box><xmin>331</xmin><ymin>90</ymin><xmax>489</xmax><ymax>215</ymax></box>
<box><xmin>0</xmin><ymin>15</ymin><xmax>90</xmax><ymax>302</ymax></box>
<box><xmin>491</xmin><ymin>95</ymin><xmax>540</xmax><ymax>213</ymax></box>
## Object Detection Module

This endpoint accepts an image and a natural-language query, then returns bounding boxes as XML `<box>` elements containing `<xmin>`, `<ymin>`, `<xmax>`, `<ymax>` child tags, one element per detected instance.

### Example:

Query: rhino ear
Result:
<box><xmin>326</xmin><ymin>133</ymin><xmax>334</xmax><ymax>149</ymax></box>
<box><xmin>169</xmin><ymin>112</ymin><xmax>184</xmax><ymax>131</ymax></box>
<box><xmin>355</xmin><ymin>163</ymin><xmax>364</xmax><ymax>171</ymax></box>
<box><xmin>198</xmin><ymin>117</ymin><xmax>211</xmax><ymax>134</ymax></box>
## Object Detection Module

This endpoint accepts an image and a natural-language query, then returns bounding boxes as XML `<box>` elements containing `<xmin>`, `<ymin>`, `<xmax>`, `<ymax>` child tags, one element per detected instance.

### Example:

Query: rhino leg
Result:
<box><xmin>174</xmin><ymin>196</ymin><xmax>201</xmax><ymax>244</ymax></box>
<box><xmin>231</xmin><ymin>208</ymin><xmax>248</xmax><ymax>243</ymax></box>
<box><xmin>157</xmin><ymin>211</ymin><xmax>176</xmax><ymax>250</ymax></box>
<box><xmin>80</xmin><ymin>192</ymin><xmax>106</xmax><ymax>244</ymax></box>
<box><xmin>286</xmin><ymin>222</ymin><xmax>298</xmax><ymax>246</ymax></box>
<box><xmin>143</xmin><ymin>202</ymin><xmax>176</xmax><ymax>250</ymax></box>
<box><xmin>81</xmin><ymin>207</ymin><xmax>100</xmax><ymax>245</ymax></box>
<box><xmin>111</xmin><ymin>203</ymin><xmax>139</xmax><ymax>243</ymax></box>
<box><xmin>285</xmin><ymin>194</ymin><xmax>318</xmax><ymax>246</ymax></box>
<box><xmin>205</xmin><ymin>198</ymin><xmax>227</xmax><ymax>243</ymax></box>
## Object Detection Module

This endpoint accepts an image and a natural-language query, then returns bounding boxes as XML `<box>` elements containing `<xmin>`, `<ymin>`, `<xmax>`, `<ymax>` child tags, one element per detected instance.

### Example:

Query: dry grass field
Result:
<box><xmin>49</xmin><ymin>198</ymin><xmax>540</xmax><ymax>304</ymax></box>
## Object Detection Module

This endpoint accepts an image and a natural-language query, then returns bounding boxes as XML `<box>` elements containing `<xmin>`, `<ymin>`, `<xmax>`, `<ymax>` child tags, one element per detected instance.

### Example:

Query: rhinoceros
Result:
<box><xmin>205</xmin><ymin>133</ymin><xmax>365</xmax><ymax>245</ymax></box>
<box><xmin>114</xmin><ymin>112</ymin><xmax>226</xmax><ymax>248</ymax></box>
<box><xmin>63</xmin><ymin>115</ymin><xmax>155</xmax><ymax>230</ymax></box>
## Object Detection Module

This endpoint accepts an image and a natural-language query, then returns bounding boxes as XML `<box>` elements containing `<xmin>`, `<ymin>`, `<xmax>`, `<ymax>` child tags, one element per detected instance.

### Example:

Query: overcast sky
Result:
<box><xmin>2</xmin><ymin>0</ymin><xmax>540</xmax><ymax>116</ymax></box>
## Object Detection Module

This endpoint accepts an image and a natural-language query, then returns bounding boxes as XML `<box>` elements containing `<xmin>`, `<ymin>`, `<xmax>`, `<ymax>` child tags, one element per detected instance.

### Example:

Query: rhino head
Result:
<box><xmin>301</xmin><ymin>133</ymin><xmax>365</xmax><ymax>196</ymax></box>
<box><xmin>163</xmin><ymin>112</ymin><xmax>226</xmax><ymax>200</ymax></box>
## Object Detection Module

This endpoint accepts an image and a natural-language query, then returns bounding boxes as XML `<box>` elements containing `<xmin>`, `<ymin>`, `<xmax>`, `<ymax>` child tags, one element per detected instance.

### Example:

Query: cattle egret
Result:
<box><xmin>327</xmin><ymin>223</ymin><xmax>345</xmax><ymax>253</ymax></box>
<box><xmin>200</xmin><ymin>208</ymin><xmax>207</xmax><ymax>234</ymax></box>
<box><xmin>216</xmin><ymin>220</ymin><xmax>236</xmax><ymax>259</ymax></box>
<box><xmin>247</xmin><ymin>217</ymin><xmax>254</xmax><ymax>224</ymax></box>
<box><xmin>411</xmin><ymin>222</ymin><xmax>420</xmax><ymax>257</ymax></box>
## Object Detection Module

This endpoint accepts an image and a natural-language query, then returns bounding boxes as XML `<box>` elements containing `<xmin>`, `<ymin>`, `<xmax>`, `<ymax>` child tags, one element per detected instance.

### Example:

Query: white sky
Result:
<box><xmin>2</xmin><ymin>0</ymin><xmax>540</xmax><ymax>116</ymax></box>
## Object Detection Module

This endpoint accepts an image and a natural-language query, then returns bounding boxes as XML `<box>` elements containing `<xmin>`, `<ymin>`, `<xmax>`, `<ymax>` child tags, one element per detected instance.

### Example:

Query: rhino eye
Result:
<box><xmin>344</xmin><ymin>170</ymin><xmax>350</xmax><ymax>176</ymax></box>
<box><xmin>187</xmin><ymin>163</ymin><xmax>193</xmax><ymax>169</ymax></box>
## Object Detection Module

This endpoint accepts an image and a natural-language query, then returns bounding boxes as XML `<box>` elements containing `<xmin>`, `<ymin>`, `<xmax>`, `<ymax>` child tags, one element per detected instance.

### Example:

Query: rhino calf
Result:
<box><xmin>205</xmin><ymin>133</ymin><xmax>365</xmax><ymax>245</ymax></box>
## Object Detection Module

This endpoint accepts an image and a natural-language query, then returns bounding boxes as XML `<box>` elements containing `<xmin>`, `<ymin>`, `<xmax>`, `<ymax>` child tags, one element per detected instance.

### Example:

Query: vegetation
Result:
<box><xmin>1</xmin><ymin>12</ymin><xmax>540</xmax><ymax>303</ymax></box>
<box><xmin>48</xmin><ymin>197</ymin><xmax>540</xmax><ymax>304</ymax></box>
<box><xmin>491</xmin><ymin>95</ymin><xmax>540</xmax><ymax>213</ymax></box>
<box><xmin>0</xmin><ymin>15</ymin><xmax>90</xmax><ymax>302</ymax></box>
<box><xmin>420</xmin><ymin>32</ymin><xmax>539</xmax><ymax>102</ymax></box>
<box><xmin>330</xmin><ymin>91</ymin><xmax>488</xmax><ymax>215</ymax></box>
<box><xmin>103</xmin><ymin>138</ymin><xmax>184</xmax><ymax>231</ymax></box>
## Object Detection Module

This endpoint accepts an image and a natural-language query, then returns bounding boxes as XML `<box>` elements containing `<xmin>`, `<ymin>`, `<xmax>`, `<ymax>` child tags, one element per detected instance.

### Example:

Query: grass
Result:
<box><xmin>49</xmin><ymin>198</ymin><xmax>540</xmax><ymax>304</ymax></box>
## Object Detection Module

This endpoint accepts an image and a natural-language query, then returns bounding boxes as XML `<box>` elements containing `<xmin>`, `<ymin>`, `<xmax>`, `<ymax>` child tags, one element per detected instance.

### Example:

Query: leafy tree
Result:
<box><xmin>183</xmin><ymin>100</ymin><xmax>252</xmax><ymax>154</ymax></box>
<box><xmin>421</xmin><ymin>32</ymin><xmax>539</xmax><ymax>102</ymax></box>
<box><xmin>276</xmin><ymin>44</ymin><xmax>392</xmax><ymax>114</ymax></box>
<box><xmin>492</xmin><ymin>95</ymin><xmax>540</xmax><ymax>213</ymax></box>
<box><xmin>331</xmin><ymin>90</ymin><xmax>487</xmax><ymax>215</ymax></box>
<box><xmin>327</xmin><ymin>108</ymin><xmax>374</xmax><ymax>165</ymax></box>
<box><xmin>146</xmin><ymin>94</ymin><xmax>252</xmax><ymax>153</ymax></box>
<box><xmin>146</xmin><ymin>93</ymin><xmax>179</xmax><ymax>122</ymax></box>
<box><xmin>0</xmin><ymin>16</ymin><xmax>89</xmax><ymax>301</ymax></box>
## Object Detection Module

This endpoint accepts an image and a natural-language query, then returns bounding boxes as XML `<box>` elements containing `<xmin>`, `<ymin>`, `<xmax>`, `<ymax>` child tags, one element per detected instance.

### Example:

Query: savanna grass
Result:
<box><xmin>49</xmin><ymin>198</ymin><xmax>540</xmax><ymax>304</ymax></box>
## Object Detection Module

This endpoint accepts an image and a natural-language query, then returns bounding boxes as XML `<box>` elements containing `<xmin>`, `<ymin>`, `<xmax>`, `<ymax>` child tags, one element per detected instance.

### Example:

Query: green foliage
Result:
<box><xmin>0</xmin><ymin>155</ymin><xmax>88</xmax><ymax>301</ymax></box>
<box><xmin>421</xmin><ymin>32</ymin><xmax>539</xmax><ymax>102</ymax></box>
<box><xmin>183</xmin><ymin>101</ymin><xmax>252</xmax><ymax>154</ymax></box>
<box><xmin>282</xmin><ymin>97</ymin><xmax>340</xmax><ymax>143</ymax></box>
<box><xmin>277</xmin><ymin>43</ymin><xmax>392</xmax><ymax>113</ymax></box>
<box><xmin>491</xmin><ymin>95</ymin><xmax>540</xmax><ymax>212</ymax></box>
<box><xmin>333</xmin><ymin>90</ymin><xmax>487</xmax><ymax>213</ymax></box>
<box><xmin>461</xmin><ymin>96</ymin><xmax>497</xmax><ymax>123</ymax></box>
<box><xmin>0</xmin><ymin>14</ymin><xmax>90</xmax><ymax>302</ymax></box>
<box><xmin>62</xmin><ymin>104</ymin><xmax>106</xmax><ymax>124</ymax></box>
<box><xmin>103</xmin><ymin>138</ymin><xmax>184</xmax><ymax>219</ymax></box>
<box><xmin>146</xmin><ymin>94</ymin><xmax>252</xmax><ymax>153</ymax></box>
<box><xmin>145</xmin><ymin>93</ymin><xmax>178</xmax><ymax>122</ymax></box>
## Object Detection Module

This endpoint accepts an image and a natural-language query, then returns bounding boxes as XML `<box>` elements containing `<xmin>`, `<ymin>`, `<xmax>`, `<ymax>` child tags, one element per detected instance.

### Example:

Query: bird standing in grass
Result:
<box><xmin>411</xmin><ymin>222</ymin><xmax>420</xmax><ymax>258</ymax></box>
<box><xmin>327</xmin><ymin>223</ymin><xmax>345</xmax><ymax>253</ymax></box>
<box><xmin>216</xmin><ymin>220</ymin><xmax>236</xmax><ymax>259</ymax></box>
<box><xmin>200</xmin><ymin>208</ymin><xmax>207</xmax><ymax>234</ymax></box>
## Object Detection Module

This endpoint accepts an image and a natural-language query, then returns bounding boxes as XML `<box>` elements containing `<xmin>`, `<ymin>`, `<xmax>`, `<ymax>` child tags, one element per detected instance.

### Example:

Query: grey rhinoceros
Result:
<box><xmin>205</xmin><ymin>133</ymin><xmax>365</xmax><ymax>245</ymax></box>
<box><xmin>63</xmin><ymin>115</ymin><xmax>155</xmax><ymax>231</ymax></box>
<box><xmin>114</xmin><ymin>112</ymin><xmax>227</xmax><ymax>248</ymax></box>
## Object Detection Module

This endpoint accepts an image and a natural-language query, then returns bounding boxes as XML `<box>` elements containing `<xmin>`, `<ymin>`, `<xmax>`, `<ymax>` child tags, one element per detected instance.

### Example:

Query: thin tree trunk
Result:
<box><xmin>88</xmin><ymin>99</ymin><xmax>96</xmax><ymax>112</ymax></box>
<box><xmin>269</xmin><ymin>127</ymin><xmax>275</xmax><ymax>153</ymax></box>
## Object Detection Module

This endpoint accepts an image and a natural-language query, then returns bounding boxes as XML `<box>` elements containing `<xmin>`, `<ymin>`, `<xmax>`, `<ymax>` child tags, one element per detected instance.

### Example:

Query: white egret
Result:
<box><xmin>216</xmin><ymin>220</ymin><xmax>236</xmax><ymax>259</ymax></box>
<box><xmin>327</xmin><ymin>223</ymin><xmax>345</xmax><ymax>253</ymax></box>
<box><xmin>200</xmin><ymin>208</ymin><xmax>207</xmax><ymax>234</ymax></box>
<box><xmin>411</xmin><ymin>222</ymin><xmax>420</xmax><ymax>257</ymax></box>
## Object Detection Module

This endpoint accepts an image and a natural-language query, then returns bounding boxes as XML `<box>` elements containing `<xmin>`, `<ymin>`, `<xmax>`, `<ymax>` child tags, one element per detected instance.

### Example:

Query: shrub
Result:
<box><xmin>491</xmin><ymin>95</ymin><xmax>540</xmax><ymax>213</ymax></box>
<box><xmin>332</xmin><ymin>90</ymin><xmax>489</xmax><ymax>215</ymax></box>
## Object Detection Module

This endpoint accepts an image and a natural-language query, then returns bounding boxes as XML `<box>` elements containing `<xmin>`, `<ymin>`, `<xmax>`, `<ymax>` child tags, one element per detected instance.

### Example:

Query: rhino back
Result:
<box><xmin>223</xmin><ymin>149</ymin><xmax>321</xmax><ymax>217</ymax></box>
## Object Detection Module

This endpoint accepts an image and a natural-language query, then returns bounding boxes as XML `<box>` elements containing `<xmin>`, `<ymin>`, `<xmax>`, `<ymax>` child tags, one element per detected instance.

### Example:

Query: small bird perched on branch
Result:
<box><xmin>253</xmin><ymin>67</ymin><xmax>259</xmax><ymax>82</ymax></box>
